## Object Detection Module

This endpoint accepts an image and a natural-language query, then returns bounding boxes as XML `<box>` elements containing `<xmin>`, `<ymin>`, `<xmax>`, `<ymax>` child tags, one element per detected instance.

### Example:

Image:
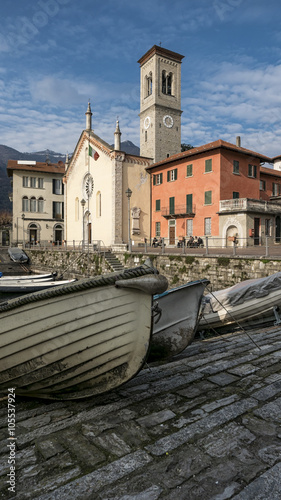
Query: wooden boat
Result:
<box><xmin>8</xmin><ymin>247</ymin><xmax>29</xmax><ymax>263</ymax></box>
<box><xmin>0</xmin><ymin>279</ymin><xmax>76</xmax><ymax>294</ymax></box>
<box><xmin>149</xmin><ymin>278</ymin><xmax>210</xmax><ymax>360</ymax></box>
<box><xmin>0</xmin><ymin>272</ymin><xmax>57</xmax><ymax>281</ymax></box>
<box><xmin>0</xmin><ymin>264</ymin><xmax>168</xmax><ymax>400</ymax></box>
<box><xmin>199</xmin><ymin>272</ymin><xmax>281</xmax><ymax>331</ymax></box>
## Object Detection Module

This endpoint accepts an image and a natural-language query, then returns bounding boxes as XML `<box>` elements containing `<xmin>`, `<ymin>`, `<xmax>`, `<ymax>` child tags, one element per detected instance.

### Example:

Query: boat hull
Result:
<box><xmin>150</xmin><ymin>279</ymin><xmax>209</xmax><ymax>360</ymax></box>
<box><xmin>0</xmin><ymin>271</ymin><xmax>167</xmax><ymax>400</ymax></box>
<box><xmin>0</xmin><ymin>279</ymin><xmax>75</xmax><ymax>293</ymax></box>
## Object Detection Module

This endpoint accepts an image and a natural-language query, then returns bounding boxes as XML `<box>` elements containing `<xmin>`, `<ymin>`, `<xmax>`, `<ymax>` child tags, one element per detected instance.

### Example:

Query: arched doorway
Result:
<box><xmin>28</xmin><ymin>223</ymin><xmax>39</xmax><ymax>245</ymax></box>
<box><xmin>54</xmin><ymin>224</ymin><xmax>63</xmax><ymax>245</ymax></box>
<box><xmin>226</xmin><ymin>225</ymin><xmax>238</xmax><ymax>247</ymax></box>
<box><xmin>83</xmin><ymin>210</ymin><xmax>92</xmax><ymax>244</ymax></box>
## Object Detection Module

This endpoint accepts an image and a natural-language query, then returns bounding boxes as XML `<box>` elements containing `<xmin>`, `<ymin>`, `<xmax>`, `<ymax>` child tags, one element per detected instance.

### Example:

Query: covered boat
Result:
<box><xmin>199</xmin><ymin>272</ymin><xmax>281</xmax><ymax>331</ymax></box>
<box><xmin>0</xmin><ymin>264</ymin><xmax>167</xmax><ymax>400</ymax></box>
<box><xmin>8</xmin><ymin>247</ymin><xmax>29</xmax><ymax>263</ymax></box>
<box><xmin>149</xmin><ymin>278</ymin><xmax>210</xmax><ymax>360</ymax></box>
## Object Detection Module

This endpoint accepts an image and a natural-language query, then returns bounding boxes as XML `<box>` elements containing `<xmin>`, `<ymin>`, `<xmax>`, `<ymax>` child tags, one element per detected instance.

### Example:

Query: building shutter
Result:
<box><xmin>186</xmin><ymin>194</ymin><xmax>193</xmax><ymax>213</ymax></box>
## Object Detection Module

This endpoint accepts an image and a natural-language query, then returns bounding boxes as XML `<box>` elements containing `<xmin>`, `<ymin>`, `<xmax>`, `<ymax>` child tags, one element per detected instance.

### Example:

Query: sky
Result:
<box><xmin>1</xmin><ymin>0</ymin><xmax>281</xmax><ymax>157</ymax></box>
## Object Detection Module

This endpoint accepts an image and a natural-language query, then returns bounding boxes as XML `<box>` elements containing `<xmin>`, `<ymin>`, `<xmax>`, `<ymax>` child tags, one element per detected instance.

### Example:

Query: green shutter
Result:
<box><xmin>186</xmin><ymin>164</ymin><xmax>193</xmax><ymax>177</ymax></box>
<box><xmin>205</xmin><ymin>159</ymin><xmax>212</xmax><ymax>172</ymax></box>
<box><xmin>205</xmin><ymin>191</ymin><xmax>212</xmax><ymax>205</ymax></box>
<box><xmin>153</xmin><ymin>175</ymin><xmax>156</xmax><ymax>185</ymax></box>
<box><xmin>156</xmin><ymin>199</ymin><xmax>160</xmax><ymax>211</ymax></box>
<box><xmin>169</xmin><ymin>197</ymin><xmax>175</xmax><ymax>214</ymax></box>
<box><xmin>186</xmin><ymin>194</ymin><xmax>193</xmax><ymax>213</ymax></box>
<box><xmin>174</xmin><ymin>168</ymin><xmax>177</xmax><ymax>180</ymax></box>
<box><xmin>167</xmin><ymin>170</ymin><xmax>170</xmax><ymax>182</ymax></box>
<box><xmin>160</xmin><ymin>173</ymin><xmax>163</xmax><ymax>184</ymax></box>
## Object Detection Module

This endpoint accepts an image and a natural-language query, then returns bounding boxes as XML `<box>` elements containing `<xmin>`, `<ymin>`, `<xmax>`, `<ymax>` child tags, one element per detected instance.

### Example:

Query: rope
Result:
<box><xmin>0</xmin><ymin>264</ymin><xmax>157</xmax><ymax>313</ymax></box>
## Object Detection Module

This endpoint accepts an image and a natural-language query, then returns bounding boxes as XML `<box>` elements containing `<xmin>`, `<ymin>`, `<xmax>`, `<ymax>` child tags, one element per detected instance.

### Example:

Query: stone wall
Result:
<box><xmin>27</xmin><ymin>249</ymin><xmax>281</xmax><ymax>291</ymax></box>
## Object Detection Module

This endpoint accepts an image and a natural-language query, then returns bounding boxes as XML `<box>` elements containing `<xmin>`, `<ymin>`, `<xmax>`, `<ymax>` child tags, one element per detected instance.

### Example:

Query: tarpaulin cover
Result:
<box><xmin>202</xmin><ymin>272</ymin><xmax>281</xmax><ymax>313</ymax></box>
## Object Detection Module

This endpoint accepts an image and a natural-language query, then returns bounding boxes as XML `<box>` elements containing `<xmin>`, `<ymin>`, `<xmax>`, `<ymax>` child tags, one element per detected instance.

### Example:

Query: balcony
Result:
<box><xmin>219</xmin><ymin>198</ymin><xmax>281</xmax><ymax>215</ymax></box>
<box><xmin>161</xmin><ymin>204</ymin><xmax>196</xmax><ymax>219</ymax></box>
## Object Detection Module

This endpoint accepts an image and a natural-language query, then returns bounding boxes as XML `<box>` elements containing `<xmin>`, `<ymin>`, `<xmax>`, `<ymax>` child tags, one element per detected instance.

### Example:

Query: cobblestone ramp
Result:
<box><xmin>1</xmin><ymin>325</ymin><xmax>281</xmax><ymax>499</ymax></box>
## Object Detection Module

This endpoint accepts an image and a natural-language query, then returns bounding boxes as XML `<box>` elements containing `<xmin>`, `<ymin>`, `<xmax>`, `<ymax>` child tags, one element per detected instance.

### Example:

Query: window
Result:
<box><xmin>162</xmin><ymin>71</ymin><xmax>172</xmax><ymax>95</ymax></box>
<box><xmin>169</xmin><ymin>197</ymin><xmax>175</xmax><ymax>215</ymax></box>
<box><xmin>233</xmin><ymin>160</ymin><xmax>239</xmax><ymax>174</ymax></box>
<box><xmin>96</xmin><ymin>192</ymin><xmax>101</xmax><ymax>217</ymax></box>
<box><xmin>38</xmin><ymin>197</ymin><xmax>44</xmax><ymax>213</ymax></box>
<box><xmin>248</xmin><ymin>164</ymin><xmax>257</xmax><ymax>178</ymax></box>
<box><xmin>153</xmin><ymin>173</ymin><xmax>163</xmax><ymax>185</ymax></box>
<box><xmin>265</xmin><ymin>219</ymin><xmax>271</xmax><ymax>236</ymax></box>
<box><xmin>167</xmin><ymin>169</ymin><xmax>177</xmax><ymax>182</ymax></box>
<box><xmin>30</xmin><ymin>177</ymin><xmax>36</xmax><ymax>188</ymax></box>
<box><xmin>186</xmin><ymin>219</ymin><xmax>193</xmax><ymax>236</ymax></box>
<box><xmin>204</xmin><ymin>217</ymin><xmax>211</xmax><ymax>235</ymax></box>
<box><xmin>186</xmin><ymin>194</ymin><xmax>193</xmax><ymax>213</ymax></box>
<box><xmin>145</xmin><ymin>131</ymin><xmax>147</xmax><ymax>142</ymax></box>
<box><xmin>233</xmin><ymin>192</ymin><xmax>239</xmax><ymax>199</ymax></box>
<box><xmin>22</xmin><ymin>196</ymin><xmax>29</xmax><ymax>211</ymax></box>
<box><xmin>52</xmin><ymin>179</ymin><xmax>64</xmax><ymax>195</ymax></box>
<box><xmin>186</xmin><ymin>164</ymin><xmax>193</xmax><ymax>177</ymax></box>
<box><xmin>155</xmin><ymin>222</ymin><xmax>161</xmax><ymax>237</ymax></box>
<box><xmin>30</xmin><ymin>196</ymin><xmax>36</xmax><ymax>212</ymax></box>
<box><xmin>260</xmin><ymin>180</ymin><xmax>266</xmax><ymax>191</ymax></box>
<box><xmin>272</xmin><ymin>182</ymin><xmax>280</xmax><ymax>196</ymax></box>
<box><xmin>155</xmin><ymin>199</ymin><xmax>161</xmax><ymax>211</ymax></box>
<box><xmin>146</xmin><ymin>73</ymin><xmax>152</xmax><ymax>96</ymax></box>
<box><xmin>205</xmin><ymin>159</ymin><xmax>212</xmax><ymax>173</ymax></box>
<box><xmin>23</xmin><ymin>176</ymin><xmax>28</xmax><ymax>187</ymax></box>
<box><xmin>53</xmin><ymin>201</ymin><xmax>64</xmax><ymax>219</ymax></box>
<box><xmin>38</xmin><ymin>178</ymin><xmax>44</xmax><ymax>189</ymax></box>
<box><xmin>204</xmin><ymin>191</ymin><xmax>212</xmax><ymax>205</ymax></box>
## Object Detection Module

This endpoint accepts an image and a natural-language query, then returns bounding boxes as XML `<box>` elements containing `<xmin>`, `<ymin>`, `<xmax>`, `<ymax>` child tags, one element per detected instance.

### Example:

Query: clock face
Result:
<box><xmin>144</xmin><ymin>116</ymin><xmax>151</xmax><ymax>130</ymax></box>
<box><xmin>84</xmin><ymin>173</ymin><xmax>94</xmax><ymax>198</ymax></box>
<box><xmin>163</xmin><ymin>115</ymin><xmax>174</xmax><ymax>128</ymax></box>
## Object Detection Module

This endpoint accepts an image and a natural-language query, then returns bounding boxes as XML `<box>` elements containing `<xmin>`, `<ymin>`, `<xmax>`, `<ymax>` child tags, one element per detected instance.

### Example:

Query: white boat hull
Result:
<box><xmin>150</xmin><ymin>279</ymin><xmax>209</xmax><ymax>360</ymax></box>
<box><xmin>0</xmin><ymin>273</ymin><xmax>56</xmax><ymax>281</ymax></box>
<box><xmin>0</xmin><ymin>269</ymin><xmax>168</xmax><ymax>400</ymax></box>
<box><xmin>0</xmin><ymin>279</ymin><xmax>75</xmax><ymax>293</ymax></box>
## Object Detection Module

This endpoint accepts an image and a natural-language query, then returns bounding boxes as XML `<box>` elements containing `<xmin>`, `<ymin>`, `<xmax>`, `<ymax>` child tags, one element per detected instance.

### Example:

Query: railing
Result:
<box><xmin>220</xmin><ymin>198</ymin><xmax>281</xmax><ymax>213</ymax></box>
<box><xmin>161</xmin><ymin>204</ymin><xmax>196</xmax><ymax>217</ymax></box>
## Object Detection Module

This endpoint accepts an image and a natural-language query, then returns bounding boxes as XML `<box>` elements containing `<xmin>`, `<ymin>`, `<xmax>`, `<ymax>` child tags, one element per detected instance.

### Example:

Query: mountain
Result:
<box><xmin>0</xmin><ymin>146</ymin><xmax>67</xmax><ymax>213</ymax></box>
<box><xmin>0</xmin><ymin>142</ymin><xmax>140</xmax><ymax>213</ymax></box>
<box><xmin>110</xmin><ymin>141</ymin><xmax>140</xmax><ymax>156</ymax></box>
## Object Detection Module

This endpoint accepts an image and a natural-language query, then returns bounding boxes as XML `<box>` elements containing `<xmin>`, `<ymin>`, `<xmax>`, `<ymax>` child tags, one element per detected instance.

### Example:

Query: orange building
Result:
<box><xmin>147</xmin><ymin>138</ymin><xmax>281</xmax><ymax>247</ymax></box>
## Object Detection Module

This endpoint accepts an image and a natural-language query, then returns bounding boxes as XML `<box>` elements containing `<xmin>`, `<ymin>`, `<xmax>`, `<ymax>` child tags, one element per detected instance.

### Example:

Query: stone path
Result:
<box><xmin>0</xmin><ymin>326</ymin><xmax>281</xmax><ymax>499</ymax></box>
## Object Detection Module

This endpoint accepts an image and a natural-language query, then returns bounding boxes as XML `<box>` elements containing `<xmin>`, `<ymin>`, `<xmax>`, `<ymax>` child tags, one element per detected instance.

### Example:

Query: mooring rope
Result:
<box><xmin>0</xmin><ymin>264</ymin><xmax>157</xmax><ymax>313</ymax></box>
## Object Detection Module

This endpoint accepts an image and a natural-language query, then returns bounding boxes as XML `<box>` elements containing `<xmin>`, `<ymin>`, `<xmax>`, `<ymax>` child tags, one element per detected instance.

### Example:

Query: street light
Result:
<box><xmin>81</xmin><ymin>199</ymin><xmax>86</xmax><ymax>250</ymax></box>
<box><xmin>21</xmin><ymin>213</ymin><xmax>25</xmax><ymax>247</ymax></box>
<box><xmin>125</xmin><ymin>188</ymin><xmax>132</xmax><ymax>252</ymax></box>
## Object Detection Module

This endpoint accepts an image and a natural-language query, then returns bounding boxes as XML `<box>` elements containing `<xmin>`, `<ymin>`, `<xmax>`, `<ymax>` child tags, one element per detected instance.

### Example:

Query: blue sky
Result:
<box><xmin>1</xmin><ymin>0</ymin><xmax>281</xmax><ymax>157</ymax></box>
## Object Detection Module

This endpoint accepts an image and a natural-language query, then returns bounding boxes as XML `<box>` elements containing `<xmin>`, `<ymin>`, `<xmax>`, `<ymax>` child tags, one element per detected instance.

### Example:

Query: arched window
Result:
<box><xmin>96</xmin><ymin>191</ymin><xmax>101</xmax><ymax>217</ymax></box>
<box><xmin>145</xmin><ymin>131</ymin><xmax>147</xmax><ymax>142</ymax></box>
<box><xmin>146</xmin><ymin>72</ymin><xmax>152</xmax><ymax>96</ymax></box>
<box><xmin>38</xmin><ymin>197</ymin><xmax>44</xmax><ymax>213</ymax></box>
<box><xmin>30</xmin><ymin>197</ymin><xmax>36</xmax><ymax>212</ymax></box>
<box><xmin>75</xmin><ymin>197</ymin><xmax>79</xmax><ymax>221</ymax></box>
<box><xmin>162</xmin><ymin>71</ymin><xmax>173</xmax><ymax>95</ymax></box>
<box><xmin>22</xmin><ymin>196</ymin><xmax>29</xmax><ymax>211</ymax></box>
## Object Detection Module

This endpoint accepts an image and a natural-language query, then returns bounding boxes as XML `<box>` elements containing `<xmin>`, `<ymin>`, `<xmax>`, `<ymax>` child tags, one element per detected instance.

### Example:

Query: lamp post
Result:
<box><xmin>21</xmin><ymin>213</ymin><xmax>25</xmax><ymax>247</ymax></box>
<box><xmin>81</xmin><ymin>199</ymin><xmax>86</xmax><ymax>250</ymax></box>
<box><xmin>125</xmin><ymin>188</ymin><xmax>132</xmax><ymax>252</ymax></box>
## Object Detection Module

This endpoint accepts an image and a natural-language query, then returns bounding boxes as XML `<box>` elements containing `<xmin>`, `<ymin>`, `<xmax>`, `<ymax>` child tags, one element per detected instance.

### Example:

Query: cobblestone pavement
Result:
<box><xmin>1</xmin><ymin>326</ymin><xmax>281</xmax><ymax>500</ymax></box>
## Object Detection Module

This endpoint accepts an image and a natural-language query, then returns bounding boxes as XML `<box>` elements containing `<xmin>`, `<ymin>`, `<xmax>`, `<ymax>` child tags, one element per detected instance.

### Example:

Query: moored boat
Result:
<box><xmin>0</xmin><ymin>264</ymin><xmax>168</xmax><ymax>400</ymax></box>
<box><xmin>199</xmin><ymin>272</ymin><xmax>281</xmax><ymax>331</ymax></box>
<box><xmin>8</xmin><ymin>247</ymin><xmax>29</xmax><ymax>263</ymax></box>
<box><xmin>0</xmin><ymin>278</ymin><xmax>76</xmax><ymax>294</ymax></box>
<box><xmin>0</xmin><ymin>272</ymin><xmax>57</xmax><ymax>281</ymax></box>
<box><xmin>149</xmin><ymin>278</ymin><xmax>210</xmax><ymax>360</ymax></box>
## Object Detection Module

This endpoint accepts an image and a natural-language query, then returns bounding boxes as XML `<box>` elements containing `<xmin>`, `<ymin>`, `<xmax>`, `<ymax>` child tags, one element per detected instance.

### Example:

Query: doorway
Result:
<box><xmin>276</xmin><ymin>216</ymin><xmax>281</xmax><ymax>243</ymax></box>
<box><xmin>254</xmin><ymin>218</ymin><xmax>260</xmax><ymax>245</ymax></box>
<box><xmin>169</xmin><ymin>220</ymin><xmax>176</xmax><ymax>245</ymax></box>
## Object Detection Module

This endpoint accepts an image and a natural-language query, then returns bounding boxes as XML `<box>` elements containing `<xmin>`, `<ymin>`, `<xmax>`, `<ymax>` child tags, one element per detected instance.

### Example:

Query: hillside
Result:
<box><xmin>0</xmin><ymin>141</ymin><xmax>140</xmax><ymax>213</ymax></box>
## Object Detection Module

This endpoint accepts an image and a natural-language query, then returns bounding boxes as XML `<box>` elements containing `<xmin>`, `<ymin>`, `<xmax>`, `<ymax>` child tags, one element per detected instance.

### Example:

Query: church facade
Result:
<box><xmin>64</xmin><ymin>45</ymin><xmax>184</xmax><ymax>248</ymax></box>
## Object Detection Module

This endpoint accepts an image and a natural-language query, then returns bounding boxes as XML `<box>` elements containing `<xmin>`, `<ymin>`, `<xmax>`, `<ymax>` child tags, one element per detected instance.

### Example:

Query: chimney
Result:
<box><xmin>236</xmin><ymin>136</ymin><xmax>241</xmax><ymax>147</ymax></box>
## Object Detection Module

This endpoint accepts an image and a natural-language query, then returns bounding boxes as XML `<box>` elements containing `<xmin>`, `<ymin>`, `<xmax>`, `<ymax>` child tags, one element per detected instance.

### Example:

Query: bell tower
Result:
<box><xmin>138</xmin><ymin>45</ymin><xmax>184</xmax><ymax>163</ymax></box>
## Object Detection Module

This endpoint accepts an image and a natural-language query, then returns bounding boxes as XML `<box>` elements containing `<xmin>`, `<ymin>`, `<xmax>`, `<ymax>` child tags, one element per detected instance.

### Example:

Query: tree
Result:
<box><xmin>0</xmin><ymin>210</ymin><xmax>12</xmax><ymax>226</ymax></box>
<box><xmin>181</xmin><ymin>143</ymin><xmax>194</xmax><ymax>152</ymax></box>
